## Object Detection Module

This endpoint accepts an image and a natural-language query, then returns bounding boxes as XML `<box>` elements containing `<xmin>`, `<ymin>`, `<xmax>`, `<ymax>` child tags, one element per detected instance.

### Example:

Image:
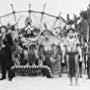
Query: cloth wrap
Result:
<box><xmin>67</xmin><ymin>51</ymin><xmax>78</xmax><ymax>77</ymax></box>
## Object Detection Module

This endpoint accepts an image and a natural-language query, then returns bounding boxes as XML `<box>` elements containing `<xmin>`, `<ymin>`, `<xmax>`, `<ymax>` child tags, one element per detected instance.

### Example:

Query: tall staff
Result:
<box><xmin>10</xmin><ymin>4</ymin><xmax>17</xmax><ymax>24</ymax></box>
<box><xmin>52</xmin><ymin>12</ymin><xmax>61</xmax><ymax>29</ymax></box>
<box><xmin>28</xmin><ymin>4</ymin><xmax>31</xmax><ymax>20</ymax></box>
<box><xmin>40</xmin><ymin>3</ymin><xmax>46</xmax><ymax>23</ymax></box>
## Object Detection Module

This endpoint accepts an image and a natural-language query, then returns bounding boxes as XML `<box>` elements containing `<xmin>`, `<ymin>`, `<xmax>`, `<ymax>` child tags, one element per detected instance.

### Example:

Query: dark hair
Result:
<box><xmin>66</xmin><ymin>28</ymin><xmax>74</xmax><ymax>33</ymax></box>
<box><xmin>51</xmin><ymin>44</ymin><xmax>56</xmax><ymax>47</ymax></box>
<box><xmin>38</xmin><ymin>44</ymin><xmax>44</xmax><ymax>51</ymax></box>
<box><xmin>41</xmin><ymin>30</ymin><xmax>54</xmax><ymax>36</ymax></box>
<box><xmin>39</xmin><ymin>45</ymin><xmax>43</xmax><ymax>48</ymax></box>
<box><xmin>29</xmin><ymin>44</ymin><xmax>36</xmax><ymax>49</ymax></box>
<box><xmin>11</xmin><ymin>25</ymin><xmax>15</xmax><ymax>31</ymax></box>
<box><xmin>34</xmin><ymin>28</ymin><xmax>40</xmax><ymax>33</ymax></box>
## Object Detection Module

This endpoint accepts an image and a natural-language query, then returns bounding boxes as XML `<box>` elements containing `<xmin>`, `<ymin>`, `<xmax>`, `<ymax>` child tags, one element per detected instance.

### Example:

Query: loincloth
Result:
<box><xmin>66</xmin><ymin>51</ymin><xmax>78</xmax><ymax>77</ymax></box>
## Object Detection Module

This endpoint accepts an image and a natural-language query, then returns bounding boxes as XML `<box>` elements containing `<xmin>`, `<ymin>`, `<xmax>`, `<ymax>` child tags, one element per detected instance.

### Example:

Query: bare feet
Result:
<box><xmin>70</xmin><ymin>83</ymin><xmax>73</xmax><ymax>86</ymax></box>
<box><xmin>75</xmin><ymin>82</ymin><xmax>79</xmax><ymax>86</ymax></box>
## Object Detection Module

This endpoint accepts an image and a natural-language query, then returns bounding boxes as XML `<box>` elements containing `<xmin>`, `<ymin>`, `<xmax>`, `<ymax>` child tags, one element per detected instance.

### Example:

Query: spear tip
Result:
<box><xmin>10</xmin><ymin>3</ymin><xmax>13</xmax><ymax>6</ymax></box>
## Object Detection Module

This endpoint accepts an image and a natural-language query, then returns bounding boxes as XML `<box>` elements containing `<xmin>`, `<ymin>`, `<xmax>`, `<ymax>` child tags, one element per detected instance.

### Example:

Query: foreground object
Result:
<box><xmin>11</xmin><ymin>65</ymin><xmax>53</xmax><ymax>78</ymax></box>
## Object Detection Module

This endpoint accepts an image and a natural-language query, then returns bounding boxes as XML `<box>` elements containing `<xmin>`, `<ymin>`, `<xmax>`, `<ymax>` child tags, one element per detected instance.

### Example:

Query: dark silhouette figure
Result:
<box><xmin>0</xmin><ymin>33</ymin><xmax>14</xmax><ymax>81</ymax></box>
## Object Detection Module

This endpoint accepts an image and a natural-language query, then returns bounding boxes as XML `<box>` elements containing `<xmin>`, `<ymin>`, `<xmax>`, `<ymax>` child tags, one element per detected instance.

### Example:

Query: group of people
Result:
<box><xmin>0</xmin><ymin>16</ymin><xmax>89</xmax><ymax>86</ymax></box>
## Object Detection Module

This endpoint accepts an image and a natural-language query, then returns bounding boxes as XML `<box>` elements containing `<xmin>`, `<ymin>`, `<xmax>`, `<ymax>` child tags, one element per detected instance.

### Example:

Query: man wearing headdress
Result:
<box><xmin>39</xmin><ymin>30</ymin><xmax>55</xmax><ymax>69</ymax></box>
<box><xmin>62</xmin><ymin>28</ymin><xmax>82</xmax><ymax>86</ymax></box>
<box><xmin>39</xmin><ymin>30</ymin><xmax>61</xmax><ymax>77</ymax></box>
<box><xmin>24</xmin><ymin>17</ymin><xmax>35</xmax><ymax>38</ymax></box>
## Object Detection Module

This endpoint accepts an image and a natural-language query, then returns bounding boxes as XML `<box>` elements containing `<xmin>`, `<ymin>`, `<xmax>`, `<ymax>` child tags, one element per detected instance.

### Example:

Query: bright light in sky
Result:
<box><xmin>0</xmin><ymin>0</ymin><xmax>89</xmax><ymax>19</ymax></box>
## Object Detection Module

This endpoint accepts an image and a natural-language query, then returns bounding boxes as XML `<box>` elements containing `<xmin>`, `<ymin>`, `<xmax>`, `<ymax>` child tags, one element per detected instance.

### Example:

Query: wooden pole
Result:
<box><xmin>40</xmin><ymin>3</ymin><xmax>46</xmax><ymax>23</ymax></box>
<box><xmin>10</xmin><ymin>4</ymin><xmax>17</xmax><ymax>23</ymax></box>
<box><xmin>52</xmin><ymin>12</ymin><xmax>61</xmax><ymax>29</ymax></box>
<box><xmin>29</xmin><ymin>4</ymin><xmax>31</xmax><ymax>19</ymax></box>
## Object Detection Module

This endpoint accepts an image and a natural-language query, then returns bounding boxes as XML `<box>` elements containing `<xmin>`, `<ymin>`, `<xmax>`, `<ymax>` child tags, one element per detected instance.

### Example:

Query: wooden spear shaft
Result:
<box><xmin>52</xmin><ymin>12</ymin><xmax>61</xmax><ymax>29</ymax></box>
<box><xmin>29</xmin><ymin>4</ymin><xmax>31</xmax><ymax>19</ymax></box>
<box><xmin>10</xmin><ymin>4</ymin><xmax>17</xmax><ymax>23</ymax></box>
<box><xmin>40</xmin><ymin>3</ymin><xmax>46</xmax><ymax>23</ymax></box>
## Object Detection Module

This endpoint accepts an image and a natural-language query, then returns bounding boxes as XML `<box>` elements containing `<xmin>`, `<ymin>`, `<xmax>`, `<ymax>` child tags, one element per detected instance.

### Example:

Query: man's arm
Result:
<box><xmin>78</xmin><ymin>46</ymin><xmax>83</xmax><ymax>62</ymax></box>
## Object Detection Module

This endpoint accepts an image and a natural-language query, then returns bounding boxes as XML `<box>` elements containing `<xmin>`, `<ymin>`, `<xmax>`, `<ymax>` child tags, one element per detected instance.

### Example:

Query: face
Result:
<box><xmin>1</xmin><ymin>27</ymin><xmax>6</xmax><ymax>34</ymax></box>
<box><xmin>68</xmin><ymin>30</ymin><xmax>74</xmax><ymax>39</ymax></box>
<box><xmin>27</xmin><ymin>28</ymin><xmax>31</xmax><ymax>34</ymax></box>
<box><xmin>33</xmin><ymin>29</ymin><xmax>40</xmax><ymax>36</ymax></box>
<box><xmin>68</xmin><ymin>30</ymin><xmax>73</xmax><ymax>34</ymax></box>
<box><xmin>7</xmin><ymin>29</ymin><xmax>11</xmax><ymax>34</ymax></box>
<box><xmin>54</xmin><ymin>29</ymin><xmax>60</xmax><ymax>36</ymax></box>
<box><xmin>25</xmin><ymin>18</ymin><xmax>32</xmax><ymax>26</ymax></box>
<box><xmin>44</xmin><ymin>34</ymin><xmax>50</xmax><ymax>41</ymax></box>
<box><xmin>51</xmin><ymin>44</ymin><xmax>56</xmax><ymax>50</ymax></box>
<box><xmin>69</xmin><ymin>35</ymin><xmax>73</xmax><ymax>39</ymax></box>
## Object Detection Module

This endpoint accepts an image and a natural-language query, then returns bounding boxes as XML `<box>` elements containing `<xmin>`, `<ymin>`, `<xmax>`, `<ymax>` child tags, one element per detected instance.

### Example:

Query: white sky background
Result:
<box><xmin>0</xmin><ymin>0</ymin><xmax>89</xmax><ymax>19</ymax></box>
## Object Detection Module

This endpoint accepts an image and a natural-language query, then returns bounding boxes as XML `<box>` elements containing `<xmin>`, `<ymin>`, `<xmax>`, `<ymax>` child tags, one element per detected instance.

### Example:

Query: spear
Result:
<box><xmin>28</xmin><ymin>4</ymin><xmax>31</xmax><ymax>20</ymax></box>
<box><xmin>15</xmin><ymin>15</ymin><xmax>22</xmax><ymax>26</ymax></box>
<box><xmin>10</xmin><ymin>4</ymin><xmax>17</xmax><ymax>24</ymax></box>
<box><xmin>40</xmin><ymin>3</ymin><xmax>46</xmax><ymax>23</ymax></box>
<box><xmin>52</xmin><ymin>12</ymin><xmax>61</xmax><ymax>29</ymax></box>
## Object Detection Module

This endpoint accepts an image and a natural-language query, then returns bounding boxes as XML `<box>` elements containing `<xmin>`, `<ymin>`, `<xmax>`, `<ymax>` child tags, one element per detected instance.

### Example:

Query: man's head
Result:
<box><xmin>67</xmin><ymin>29</ymin><xmax>74</xmax><ymax>39</ymax></box>
<box><xmin>0</xmin><ymin>26</ymin><xmax>7</xmax><ymax>34</ymax></box>
<box><xmin>29</xmin><ymin>44</ymin><xmax>36</xmax><ymax>50</ymax></box>
<box><xmin>41</xmin><ymin>30</ymin><xmax>53</xmax><ymax>41</ymax></box>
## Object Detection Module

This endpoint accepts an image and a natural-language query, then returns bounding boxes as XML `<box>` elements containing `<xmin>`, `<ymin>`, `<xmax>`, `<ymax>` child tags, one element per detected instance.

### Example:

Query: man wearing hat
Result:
<box><xmin>0</xmin><ymin>31</ymin><xmax>14</xmax><ymax>81</ymax></box>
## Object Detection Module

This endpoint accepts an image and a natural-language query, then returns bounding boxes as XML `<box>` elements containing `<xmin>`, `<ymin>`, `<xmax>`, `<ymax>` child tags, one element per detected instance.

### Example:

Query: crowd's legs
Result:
<box><xmin>0</xmin><ymin>63</ymin><xmax>14</xmax><ymax>81</ymax></box>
